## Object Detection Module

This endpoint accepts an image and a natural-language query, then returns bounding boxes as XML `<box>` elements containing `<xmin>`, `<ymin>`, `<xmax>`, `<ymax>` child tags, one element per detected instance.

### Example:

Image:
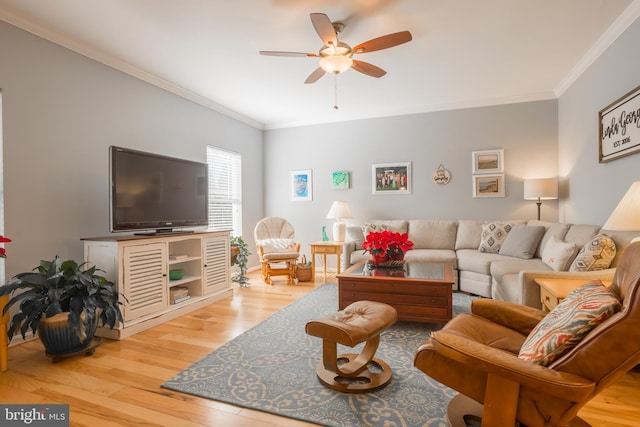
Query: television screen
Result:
<box><xmin>110</xmin><ymin>146</ymin><xmax>208</xmax><ymax>234</ymax></box>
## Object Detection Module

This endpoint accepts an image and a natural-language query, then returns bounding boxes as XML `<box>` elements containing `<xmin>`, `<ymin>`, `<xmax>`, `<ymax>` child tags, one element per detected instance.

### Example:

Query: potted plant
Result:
<box><xmin>0</xmin><ymin>256</ymin><xmax>125</xmax><ymax>358</ymax></box>
<box><xmin>230</xmin><ymin>236</ymin><xmax>251</xmax><ymax>287</ymax></box>
<box><xmin>363</xmin><ymin>230</ymin><xmax>414</xmax><ymax>267</ymax></box>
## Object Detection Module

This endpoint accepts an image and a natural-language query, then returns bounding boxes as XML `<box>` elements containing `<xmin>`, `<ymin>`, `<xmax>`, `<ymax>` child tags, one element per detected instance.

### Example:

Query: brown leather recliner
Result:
<box><xmin>414</xmin><ymin>241</ymin><xmax>640</xmax><ymax>427</ymax></box>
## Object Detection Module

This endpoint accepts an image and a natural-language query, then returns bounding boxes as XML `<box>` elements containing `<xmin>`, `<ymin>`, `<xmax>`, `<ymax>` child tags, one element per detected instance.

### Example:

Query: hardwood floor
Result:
<box><xmin>1</xmin><ymin>271</ymin><xmax>639</xmax><ymax>427</ymax></box>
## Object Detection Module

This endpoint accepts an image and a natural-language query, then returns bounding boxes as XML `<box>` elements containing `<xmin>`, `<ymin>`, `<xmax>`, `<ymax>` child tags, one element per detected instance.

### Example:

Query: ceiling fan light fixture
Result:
<box><xmin>319</xmin><ymin>55</ymin><xmax>353</xmax><ymax>74</ymax></box>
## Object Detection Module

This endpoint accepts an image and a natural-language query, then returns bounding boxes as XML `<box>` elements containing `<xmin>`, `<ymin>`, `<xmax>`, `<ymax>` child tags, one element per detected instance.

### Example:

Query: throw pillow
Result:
<box><xmin>541</xmin><ymin>236</ymin><xmax>579</xmax><ymax>271</ymax></box>
<box><xmin>478</xmin><ymin>222</ymin><xmax>514</xmax><ymax>254</ymax></box>
<box><xmin>345</xmin><ymin>226</ymin><xmax>365</xmax><ymax>250</ymax></box>
<box><xmin>361</xmin><ymin>223</ymin><xmax>390</xmax><ymax>239</ymax></box>
<box><xmin>569</xmin><ymin>234</ymin><xmax>617</xmax><ymax>272</ymax></box>
<box><xmin>498</xmin><ymin>225</ymin><xmax>545</xmax><ymax>259</ymax></box>
<box><xmin>518</xmin><ymin>280</ymin><xmax>620</xmax><ymax>366</ymax></box>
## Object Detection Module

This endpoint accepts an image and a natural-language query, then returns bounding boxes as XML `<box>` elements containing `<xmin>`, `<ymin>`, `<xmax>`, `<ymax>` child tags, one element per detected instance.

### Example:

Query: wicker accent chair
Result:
<box><xmin>414</xmin><ymin>241</ymin><xmax>640</xmax><ymax>427</ymax></box>
<box><xmin>254</xmin><ymin>217</ymin><xmax>301</xmax><ymax>285</ymax></box>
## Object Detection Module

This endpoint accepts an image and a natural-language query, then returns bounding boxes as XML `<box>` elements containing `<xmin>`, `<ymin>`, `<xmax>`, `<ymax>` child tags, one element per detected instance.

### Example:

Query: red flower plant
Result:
<box><xmin>362</xmin><ymin>230</ymin><xmax>414</xmax><ymax>261</ymax></box>
<box><xmin>0</xmin><ymin>235</ymin><xmax>10</xmax><ymax>258</ymax></box>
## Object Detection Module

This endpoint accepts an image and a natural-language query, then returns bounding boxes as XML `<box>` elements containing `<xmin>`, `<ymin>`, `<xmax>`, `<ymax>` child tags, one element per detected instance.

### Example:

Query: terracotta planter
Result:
<box><xmin>38</xmin><ymin>311</ymin><xmax>98</xmax><ymax>356</ymax></box>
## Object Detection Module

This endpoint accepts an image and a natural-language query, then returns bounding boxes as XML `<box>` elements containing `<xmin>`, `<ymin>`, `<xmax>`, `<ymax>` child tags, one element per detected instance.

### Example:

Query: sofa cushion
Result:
<box><xmin>541</xmin><ymin>236</ymin><xmax>578</xmax><ymax>271</ymax></box>
<box><xmin>456</xmin><ymin>249</ymin><xmax>507</xmax><ymax>275</ymax></box>
<box><xmin>404</xmin><ymin>249</ymin><xmax>457</xmax><ymax>268</ymax></box>
<box><xmin>490</xmin><ymin>258</ymin><xmax>548</xmax><ymax>284</ymax></box>
<box><xmin>455</xmin><ymin>220</ymin><xmax>484</xmax><ymax>250</ymax></box>
<box><xmin>498</xmin><ymin>225</ymin><xmax>545</xmax><ymax>259</ymax></box>
<box><xmin>518</xmin><ymin>280</ymin><xmax>620</xmax><ymax>366</ymax></box>
<box><xmin>564</xmin><ymin>224</ymin><xmax>601</xmax><ymax>247</ymax></box>
<box><xmin>408</xmin><ymin>220</ymin><xmax>457</xmax><ymax>250</ymax></box>
<box><xmin>345</xmin><ymin>225</ymin><xmax>365</xmax><ymax>250</ymax></box>
<box><xmin>569</xmin><ymin>234</ymin><xmax>617</xmax><ymax>272</ymax></box>
<box><xmin>528</xmin><ymin>220</ymin><xmax>571</xmax><ymax>258</ymax></box>
<box><xmin>478</xmin><ymin>222</ymin><xmax>514</xmax><ymax>253</ymax></box>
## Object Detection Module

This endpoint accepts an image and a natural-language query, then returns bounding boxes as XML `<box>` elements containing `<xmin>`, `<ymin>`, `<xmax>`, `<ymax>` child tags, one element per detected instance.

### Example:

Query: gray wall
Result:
<box><xmin>0</xmin><ymin>20</ymin><xmax>264</xmax><ymax>278</ymax></box>
<box><xmin>558</xmin><ymin>17</ymin><xmax>640</xmax><ymax>225</ymax></box>
<box><xmin>264</xmin><ymin>100</ymin><xmax>559</xmax><ymax>262</ymax></box>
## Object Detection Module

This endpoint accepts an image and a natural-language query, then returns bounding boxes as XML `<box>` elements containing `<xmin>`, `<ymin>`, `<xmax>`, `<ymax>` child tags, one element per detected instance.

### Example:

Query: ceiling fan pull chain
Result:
<box><xmin>333</xmin><ymin>74</ymin><xmax>339</xmax><ymax>110</ymax></box>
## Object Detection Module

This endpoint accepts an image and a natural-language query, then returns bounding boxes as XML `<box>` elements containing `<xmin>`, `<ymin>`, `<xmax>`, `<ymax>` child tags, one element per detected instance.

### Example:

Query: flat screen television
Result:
<box><xmin>110</xmin><ymin>146</ymin><xmax>208</xmax><ymax>234</ymax></box>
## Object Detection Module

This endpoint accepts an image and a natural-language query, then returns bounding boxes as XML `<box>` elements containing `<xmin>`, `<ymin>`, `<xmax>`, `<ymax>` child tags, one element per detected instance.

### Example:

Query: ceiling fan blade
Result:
<box><xmin>351</xmin><ymin>60</ymin><xmax>386</xmax><ymax>78</ymax></box>
<box><xmin>310</xmin><ymin>13</ymin><xmax>338</xmax><ymax>46</ymax></box>
<box><xmin>352</xmin><ymin>31</ymin><xmax>412</xmax><ymax>54</ymax></box>
<box><xmin>259</xmin><ymin>50</ymin><xmax>317</xmax><ymax>57</ymax></box>
<box><xmin>304</xmin><ymin>67</ymin><xmax>326</xmax><ymax>84</ymax></box>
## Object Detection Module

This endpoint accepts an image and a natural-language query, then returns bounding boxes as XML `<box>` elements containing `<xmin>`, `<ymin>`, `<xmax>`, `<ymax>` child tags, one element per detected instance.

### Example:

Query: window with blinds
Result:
<box><xmin>207</xmin><ymin>146</ymin><xmax>242</xmax><ymax>236</ymax></box>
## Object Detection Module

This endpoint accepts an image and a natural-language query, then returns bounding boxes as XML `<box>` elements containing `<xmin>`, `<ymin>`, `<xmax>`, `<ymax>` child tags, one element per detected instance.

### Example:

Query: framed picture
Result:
<box><xmin>331</xmin><ymin>171</ymin><xmax>350</xmax><ymax>190</ymax></box>
<box><xmin>473</xmin><ymin>174</ymin><xmax>505</xmax><ymax>198</ymax></box>
<box><xmin>291</xmin><ymin>169</ymin><xmax>312</xmax><ymax>201</ymax></box>
<box><xmin>472</xmin><ymin>149</ymin><xmax>504</xmax><ymax>174</ymax></box>
<box><xmin>599</xmin><ymin>84</ymin><xmax>640</xmax><ymax>163</ymax></box>
<box><xmin>372</xmin><ymin>162</ymin><xmax>412</xmax><ymax>195</ymax></box>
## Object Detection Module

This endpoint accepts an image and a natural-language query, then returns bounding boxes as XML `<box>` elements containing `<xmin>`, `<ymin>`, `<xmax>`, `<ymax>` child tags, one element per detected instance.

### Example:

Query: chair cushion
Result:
<box><xmin>541</xmin><ymin>236</ymin><xmax>579</xmax><ymax>271</ymax></box>
<box><xmin>498</xmin><ymin>225</ymin><xmax>545</xmax><ymax>259</ymax></box>
<box><xmin>569</xmin><ymin>234</ymin><xmax>617</xmax><ymax>272</ymax></box>
<box><xmin>518</xmin><ymin>280</ymin><xmax>621</xmax><ymax>366</ymax></box>
<box><xmin>478</xmin><ymin>222</ymin><xmax>514</xmax><ymax>254</ymax></box>
<box><xmin>257</xmin><ymin>238</ymin><xmax>298</xmax><ymax>253</ymax></box>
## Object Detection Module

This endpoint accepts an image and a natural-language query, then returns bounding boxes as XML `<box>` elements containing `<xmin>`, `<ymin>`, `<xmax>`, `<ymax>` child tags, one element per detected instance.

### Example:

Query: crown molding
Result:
<box><xmin>0</xmin><ymin>9</ymin><xmax>265</xmax><ymax>130</ymax></box>
<box><xmin>555</xmin><ymin>0</ymin><xmax>640</xmax><ymax>96</ymax></box>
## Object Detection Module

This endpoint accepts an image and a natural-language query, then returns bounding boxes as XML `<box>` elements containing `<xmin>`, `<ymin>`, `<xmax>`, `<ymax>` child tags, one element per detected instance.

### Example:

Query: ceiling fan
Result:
<box><xmin>259</xmin><ymin>12</ymin><xmax>412</xmax><ymax>84</ymax></box>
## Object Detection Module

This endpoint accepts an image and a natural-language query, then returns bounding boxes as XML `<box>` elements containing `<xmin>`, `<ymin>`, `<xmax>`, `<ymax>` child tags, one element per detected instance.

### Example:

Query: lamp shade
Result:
<box><xmin>603</xmin><ymin>181</ymin><xmax>640</xmax><ymax>231</ymax></box>
<box><xmin>326</xmin><ymin>201</ymin><xmax>352</xmax><ymax>219</ymax></box>
<box><xmin>524</xmin><ymin>178</ymin><xmax>558</xmax><ymax>200</ymax></box>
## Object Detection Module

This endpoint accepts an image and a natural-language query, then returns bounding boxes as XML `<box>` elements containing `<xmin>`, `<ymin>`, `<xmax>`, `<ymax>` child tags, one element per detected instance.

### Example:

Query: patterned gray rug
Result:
<box><xmin>162</xmin><ymin>284</ymin><xmax>477</xmax><ymax>427</ymax></box>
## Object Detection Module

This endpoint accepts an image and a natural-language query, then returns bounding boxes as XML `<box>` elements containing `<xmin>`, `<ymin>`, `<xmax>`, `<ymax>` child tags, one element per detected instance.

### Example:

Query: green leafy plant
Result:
<box><xmin>230</xmin><ymin>236</ymin><xmax>251</xmax><ymax>287</ymax></box>
<box><xmin>0</xmin><ymin>256</ymin><xmax>125</xmax><ymax>342</ymax></box>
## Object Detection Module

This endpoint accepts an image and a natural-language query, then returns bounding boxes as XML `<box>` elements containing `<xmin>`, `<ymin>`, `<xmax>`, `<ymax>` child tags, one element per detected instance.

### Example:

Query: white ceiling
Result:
<box><xmin>1</xmin><ymin>0</ymin><xmax>638</xmax><ymax>129</ymax></box>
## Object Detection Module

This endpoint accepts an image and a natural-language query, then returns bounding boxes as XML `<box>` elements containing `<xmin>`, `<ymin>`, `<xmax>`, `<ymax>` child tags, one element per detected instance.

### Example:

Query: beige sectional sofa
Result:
<box><xmin>341</xmin><ymin>219</ymin><xmax>639</xmax><ymax>309</ymax></box>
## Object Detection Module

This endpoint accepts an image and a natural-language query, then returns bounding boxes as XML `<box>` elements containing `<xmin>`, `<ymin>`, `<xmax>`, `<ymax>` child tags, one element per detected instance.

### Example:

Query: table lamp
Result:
<box><xmin>326</xmin><ymin>201</ymin><xmax>352</xmax><ymax>242</ymax></box>
<box><xmin>603</xmin><ymin>181</ymin><xmax>640</xmax><ymax>243</ymax></box>
<box><xmin>524</xmin><ymin>178</ymin><xmax>558</xmax><ymax>220</ymax></box>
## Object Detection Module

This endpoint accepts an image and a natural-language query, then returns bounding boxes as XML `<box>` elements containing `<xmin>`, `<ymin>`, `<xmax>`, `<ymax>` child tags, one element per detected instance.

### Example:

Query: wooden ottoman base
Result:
<box><xmin>305</xmin><ymin>300</ymin><xmax>398</xmax><ymax>393</ymax></box>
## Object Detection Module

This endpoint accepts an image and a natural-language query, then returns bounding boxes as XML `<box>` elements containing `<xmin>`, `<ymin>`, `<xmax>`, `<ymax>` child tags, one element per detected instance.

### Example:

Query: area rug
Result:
<box><xmin>162</xmin><ymin>284</ymin><xmax>477</xmax><ymax>426</ymax></box>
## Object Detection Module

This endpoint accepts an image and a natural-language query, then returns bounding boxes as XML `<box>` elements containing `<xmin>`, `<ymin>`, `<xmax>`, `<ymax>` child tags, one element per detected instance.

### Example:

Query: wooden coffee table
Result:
<box><xmin>337</xmin><ymin>261</ymin><xmax>455</xmax><ymax>323</ymax></box>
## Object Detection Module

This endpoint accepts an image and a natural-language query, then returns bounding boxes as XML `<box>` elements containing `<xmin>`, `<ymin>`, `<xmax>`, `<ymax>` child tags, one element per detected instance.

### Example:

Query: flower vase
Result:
<box><xmin>369</xmin><ymin>253</ymin><xmax>405</xmax><ymax>268</ymax></box>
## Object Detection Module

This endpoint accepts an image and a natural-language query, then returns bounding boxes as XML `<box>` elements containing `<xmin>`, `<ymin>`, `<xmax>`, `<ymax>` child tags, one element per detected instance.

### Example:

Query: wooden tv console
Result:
<box><xmin>83</xmin><ymin>230</ymin><xmax>232</xmax><ymax>339</ymax></box>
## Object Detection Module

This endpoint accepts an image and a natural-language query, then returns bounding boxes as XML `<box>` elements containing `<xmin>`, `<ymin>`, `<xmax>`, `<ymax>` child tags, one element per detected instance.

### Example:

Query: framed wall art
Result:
<box><xmin>291</xmin><ymin>169</ymin><xmax>312</xmax><ymax>201</ymax></box>
<box><xmin>599</xmin><ymin>84</ymin><xmax>640</xmax><ymax>163</ymax></box>
<box><xmin>473</xmin><ymin>174</ymin><xmax>505</xmax><ymax>198</ymax></box>
<box><xmin>372</xmin><ymin>162</ymin><xmax>412</xmax><ymax>195</ymax></box>
<box><xmin>331</xmin><ymin>171</ymin><xmax>350</xmax><ymax>189</ymax></box>
<box><xmin>472</xmin><ymin>149</ymin><xmax>504</xmax><ymax>174</ymax></box>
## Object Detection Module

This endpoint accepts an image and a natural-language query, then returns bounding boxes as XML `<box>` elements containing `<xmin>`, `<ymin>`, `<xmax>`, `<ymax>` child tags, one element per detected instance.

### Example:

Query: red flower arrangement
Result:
<box><xmin>0</xmin><ymin>235</ymin><xmax>10</xmax><ymax>258</ymax></box>
<box><xmin>362</xmin><ymin>230</ymin><xmax>414</xmax><ymax>264</ymax></box>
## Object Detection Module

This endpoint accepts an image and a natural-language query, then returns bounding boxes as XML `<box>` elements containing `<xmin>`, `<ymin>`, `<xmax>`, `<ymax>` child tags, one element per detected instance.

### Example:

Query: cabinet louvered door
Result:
<box><xmin>122</xmin><ymin>242</ymin><xmax>168</xmax><ymax>321</ymax></box>
<box><xmin>203</xmin><ymin>235</ymin><xmax>230</xmax><ymax>294</ymax></box>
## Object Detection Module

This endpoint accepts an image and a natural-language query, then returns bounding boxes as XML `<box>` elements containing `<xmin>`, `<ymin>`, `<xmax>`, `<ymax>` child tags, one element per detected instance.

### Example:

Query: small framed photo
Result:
<box><xmin>472</xmin><ymin>149</ymin><xmax>504</xmax><ymax>174</ymax></box>
<box><xmin>331</xmin><ymin>171</ymin><xmax>350</xmax><ymax>190</ymax></box>
<box><xmin>473</xmin><ymin>174</ymin><xmax>505</xmax><ymax>198</ymax></box>
<box><xmin>372</xmin><ymin>162</ymin><xmax>412</xmax><ymax>195</ymax></box>
<box><xmin>291</xmin><ymin>169</ymin><xmax>312</xmax><ymax>201</ymax></box>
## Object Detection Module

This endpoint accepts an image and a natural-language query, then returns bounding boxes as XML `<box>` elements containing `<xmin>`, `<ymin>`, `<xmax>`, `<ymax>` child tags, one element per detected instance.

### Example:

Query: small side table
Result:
<box><xmin>309</xmin><ymin>241</ymin><xmax>343</xmax><ymax>283</ymax></box>
<box><xmin>535</xmin><ymin>278</ymin><xmax>612</xmax><ymax>312</ymax></box>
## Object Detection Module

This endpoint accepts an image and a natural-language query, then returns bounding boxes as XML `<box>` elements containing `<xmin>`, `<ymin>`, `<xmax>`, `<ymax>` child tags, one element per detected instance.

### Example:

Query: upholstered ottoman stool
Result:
<box><xmin>305</xmin><ymin>300</ymin><xmax>398</xmax><ymax>393</ymax></box>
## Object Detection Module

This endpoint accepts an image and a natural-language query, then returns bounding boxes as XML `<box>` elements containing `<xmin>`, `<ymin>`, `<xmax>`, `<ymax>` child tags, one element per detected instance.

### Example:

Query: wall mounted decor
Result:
<box><xmin>599</xmin><ymin>84</ymin><xmax>640</xmax><ymax>163</ymax></box>
<box><xmin>432</xmin><ymin>164</ymin><xmax>451</xmax><ymax>185</ymax></box>
<box><xmin>372</xmin><ymin>162</ymin><xmax>412</xmax><ymax>195</ymax></box>
<box><xmin>472</xmin><ymin>149</ymin><xmax>504</xmax><ymax>174</ymax></box>
<box><xmin>473</xmin><ymin>174</ymin><xmax>505</xmax><ymax>198</ymax></box>
<box><xmin>291</xmin><ymin>169</ymin><xmax>313</xmax><ymax>201</ymax></box>
<box><xmin>331</xmin><ymin>171</ymin><xmax>350</xmax><ymax>189</ymax></box>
